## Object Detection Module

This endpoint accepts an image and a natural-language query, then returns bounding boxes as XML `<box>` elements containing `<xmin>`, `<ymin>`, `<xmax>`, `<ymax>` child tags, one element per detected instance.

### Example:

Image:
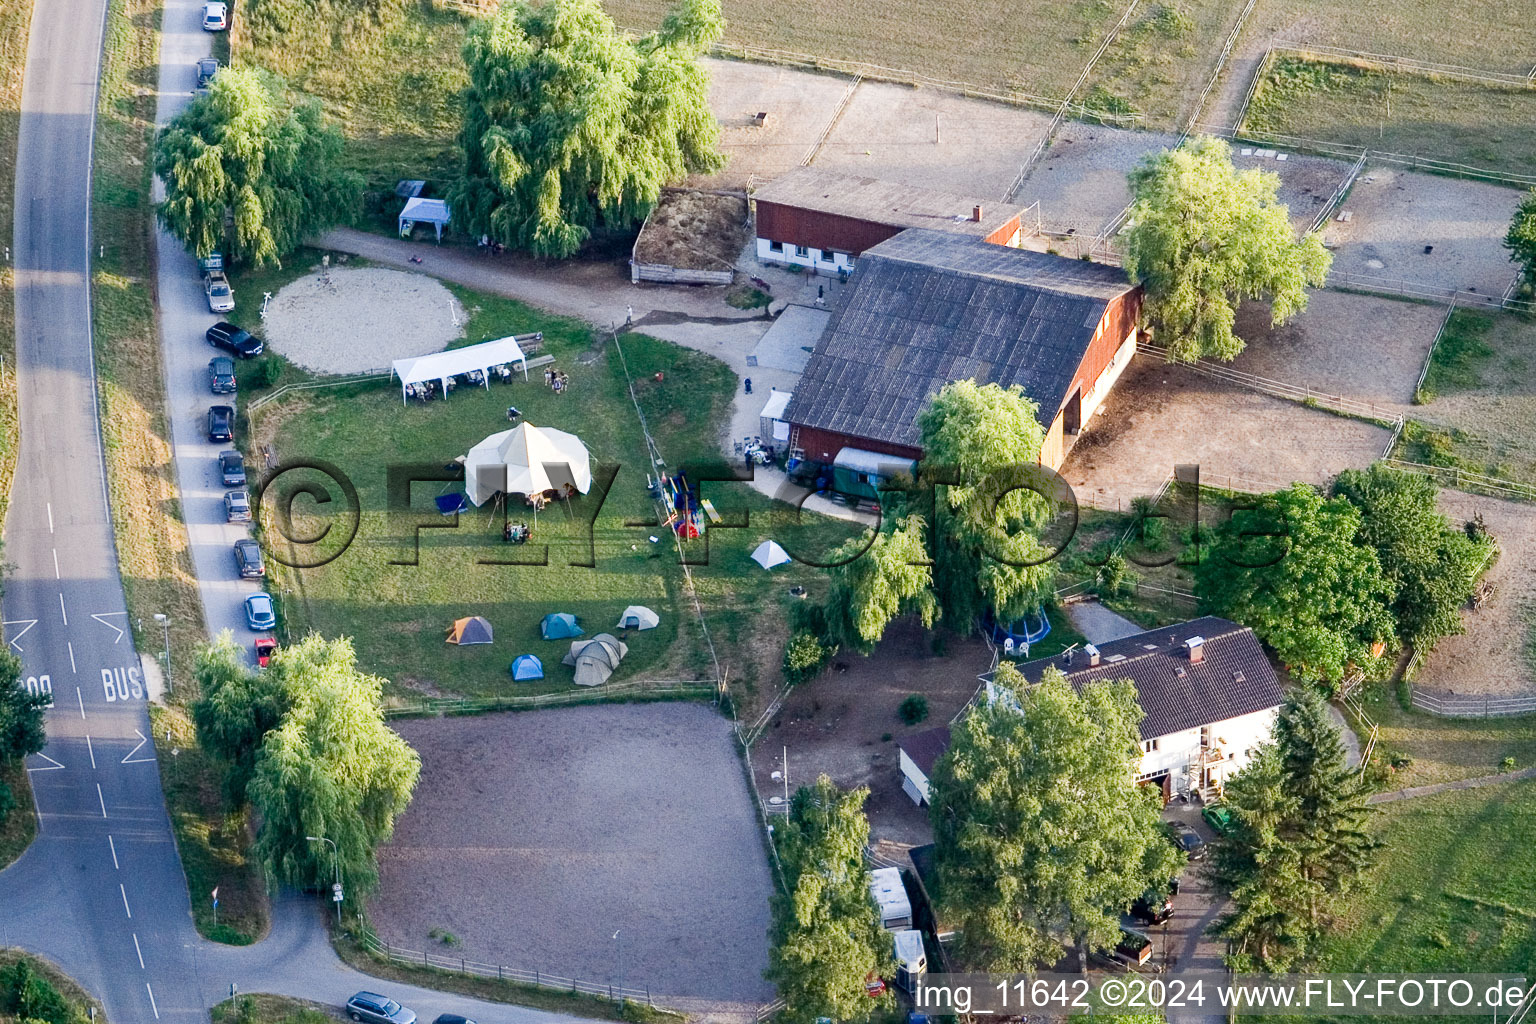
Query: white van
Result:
<box><xmin>869</xmin><ymin>867</ymin><xmax>912</xmax><ymax>930</ymax></box>
<box><xmin>893</xmin><ymin>929</ymin><xmax>927</xmax><ymax>991</ymax></box>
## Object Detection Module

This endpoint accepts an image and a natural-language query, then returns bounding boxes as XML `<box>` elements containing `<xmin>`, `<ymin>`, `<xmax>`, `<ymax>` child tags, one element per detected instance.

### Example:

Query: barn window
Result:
<box><xmin>768</xmin><ymin>240</ymin><xmax>783</xmax><ymax>253</ymax></box>
<box><xmin>795</xmin><ymin>244</ymin><xmax>809</xmax><ymax>258</ymax></box>
<box><xmin>1142</xmin><ymin>739</ymin><xmax>1159</xmax><ymax>753</ymax></box>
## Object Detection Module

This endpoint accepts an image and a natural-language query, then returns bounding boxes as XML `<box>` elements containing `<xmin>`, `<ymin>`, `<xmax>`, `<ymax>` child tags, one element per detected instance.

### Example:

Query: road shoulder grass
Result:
<box><xmin>92</xmin><ymin>0</ymin><xmax>271</xmax><ymax>943</ymax></box>
<box><xmin>0</xmin><ymin>948</ymin><xmax>108</xmax><ymax>1024</ymax></box>
<box><xmin>211</xmin><ymin>994</ymin><xmax>339</xmax><ymax>1024</ymax></box>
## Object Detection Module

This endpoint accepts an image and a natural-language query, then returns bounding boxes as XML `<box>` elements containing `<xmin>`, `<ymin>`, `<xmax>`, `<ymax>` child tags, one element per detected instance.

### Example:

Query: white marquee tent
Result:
<box><xmin>465</xmin><ymin>422</ymin><xmax>593</xmax><ymax>506</ymax></box>
<box><xmin>399</xmin><ymin>197</ymin><xmax>450</xmax><ymax>241</ymax></box>
<box><xmin>750</xmin><ymin>540</ymin><xmax>791</xmax><ymax>569</ymax></box>
<box><xmin>391</xmin><ymin>335</ymin><xmax>535</xmax><ymax>403</ymax></box>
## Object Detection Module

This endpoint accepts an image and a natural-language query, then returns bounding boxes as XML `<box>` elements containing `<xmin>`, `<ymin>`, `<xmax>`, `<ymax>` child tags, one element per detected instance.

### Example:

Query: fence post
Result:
<box><xmin>498</xmin><ymin>964</ymin><xmax>502</xmax><ymax>982</ymax></box>
<box><xmin>461</xmin><ymin>957</ymin><xmax>466</xmax><ymax>974</ymax></box>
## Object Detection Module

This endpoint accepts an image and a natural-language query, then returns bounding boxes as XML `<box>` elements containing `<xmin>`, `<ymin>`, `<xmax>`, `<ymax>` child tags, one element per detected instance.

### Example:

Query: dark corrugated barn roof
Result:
<box><xmin>783</xmin><ymin>228</ymin><xmax>1135</xmax><ymax>448</ymax></box>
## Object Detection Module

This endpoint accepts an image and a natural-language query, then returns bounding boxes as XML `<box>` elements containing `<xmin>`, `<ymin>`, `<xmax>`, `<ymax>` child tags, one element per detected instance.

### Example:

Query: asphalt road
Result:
<box><xmin>153</xmin><ymin>0</ymin><xmax>263</xmax><ymax>653</ymax></box>
<box><xmin>0</xmin><ymin>3</ymin><xmax>602</xmax><ymax>1023</ymax></box>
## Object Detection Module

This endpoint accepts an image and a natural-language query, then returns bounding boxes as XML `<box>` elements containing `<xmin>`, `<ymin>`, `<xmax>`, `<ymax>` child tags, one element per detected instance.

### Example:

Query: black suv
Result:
<box><xmin>207</xmin><ymin>321</ymin><xmax>262</xmax><ymax>358</ymax></box>
<box><xmin>233</xmin><ymin>538</ymin><xmax>265</xmax><ymax>578</ymax></box>
<box><xmin>219</xmin><ymin>449</ymin><xmax>246</xmax><ymax>486</ymax></box>
<box><xmin>345</xmin><ymin>993</ymin><xmax>416</xmax><ymax>1024</ymax></box>
<box><xmin>195</xmin><ymin>57</ymin><xmax>219</xmax><ymax>90</ymax></box>
<box><xmin>208</xmin><ymin>356</ymin><xmax>237</xmax><ymax>394</ymax></box>
<box><xmin>207</xmin><ymin>405</ymin><xmax>235</xmax><ymax>442</ymax></box>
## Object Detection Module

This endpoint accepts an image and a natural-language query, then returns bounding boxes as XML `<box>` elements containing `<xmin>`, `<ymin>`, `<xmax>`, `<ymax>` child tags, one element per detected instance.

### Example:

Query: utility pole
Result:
<box><xmin>153</xmin><ymin>613</ymin><xmax>171</xmax><ymax>692</ymax></box>
<box><xmin>307</xmin><ymin>835</ymin><xmax>342</xmax><ymax>925</ymax></box>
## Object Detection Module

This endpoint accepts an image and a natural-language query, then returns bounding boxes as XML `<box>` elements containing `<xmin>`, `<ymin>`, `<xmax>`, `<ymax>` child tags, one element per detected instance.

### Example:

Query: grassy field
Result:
<box><xmin>1242</xmin><ymin>54</ymin><xmax>1536</xmax><ymax>178</ymax></box>
<box><xmin>211</xmin><ymin>993</ymin><xmax>334</xmax><ymax>1024</ymax></box>
<box><xmin>251</xmin><ymin>276</ymin><xmax>862</xmax><ymax>702</ymax></box>
<box><xmin>1356</xmin><ymin>683</ymin><xmax>1536</xmax><ymax>788</ymax></box>
<box><xmin>0</xmin><ymin>949</ymin><xmax>107</xmax><ymax>1024</ymax></box>
<box><xmin>1079</xmin><ymin>0</ymin><xmax>1247</xmax><ymax>125</ymax></box>
<box><xmin>1314</xmin><ymin>779</ymin><xmax>1536</xmax><ymax>973</ymax></box>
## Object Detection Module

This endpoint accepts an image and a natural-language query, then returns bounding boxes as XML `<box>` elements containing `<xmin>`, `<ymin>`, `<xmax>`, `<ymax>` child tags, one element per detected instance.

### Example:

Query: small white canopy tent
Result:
<box><xmin>759</xmin><ymin>389</ymin><xmax>793</xmax><ymax>443</ymax></box>
<box><xmin>399</xmin><ymin>197</ymin><xmax>450</xmax><ymax>241</ymax></box>
<box><xmin>750</xmin><ymin>540</ymin><xmax>791</xmax><ymax>570</ymax></box>
<box><xmin>391</xmin><ymin>335</ymin><xmax>532</xmax><ymax>403</ymax></box>
<box><xmin>465</xmin><ymin>422</ymin><xmax>593</xmax><ymax>506</ymax></box>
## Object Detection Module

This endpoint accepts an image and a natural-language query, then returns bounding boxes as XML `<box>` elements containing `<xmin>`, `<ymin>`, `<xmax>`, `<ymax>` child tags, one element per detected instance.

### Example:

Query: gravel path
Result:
<box><xmin>264</xmin><ymin>266</ymin><xmax>466</xmax><ymax>374</ymax></box>
<box><xmin>1369</xmin><ymin>766</ymin><xmax>1536</xmax><ymax>805</ymax></box>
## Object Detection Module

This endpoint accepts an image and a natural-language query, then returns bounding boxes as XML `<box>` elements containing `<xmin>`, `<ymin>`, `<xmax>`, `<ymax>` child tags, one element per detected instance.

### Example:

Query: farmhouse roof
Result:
<box><xmin>783</xmin><ymin>229</ymin><xmax>1135</xmax><ymax>448</ymax></box>
<box><xmin>897</xmin><ymin>725</ymin><xmax>952</xmax><ymax>778</ymax></box>
<box><xmin>752</xmin><ymin>168</ymin><xmax>1027</xmax><ymax>239</ymax></box>
<box><xmin>1004</xmin><ymin>616</ymin><xmax>1284</xmax><ymax>740</ymax></box>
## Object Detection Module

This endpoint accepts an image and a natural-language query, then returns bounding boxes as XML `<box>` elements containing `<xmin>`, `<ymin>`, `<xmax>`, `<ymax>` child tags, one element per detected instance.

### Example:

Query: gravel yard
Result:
<box><xmin>371</xmin><ymin>703</ymin><xmax>774</xmax><ymax>1005</ymax></box>
<box><xmin>694</xmin><ymin>58</ymin><xmax>853</xmax><ymax>189</ymax></box>
<box><xmin>1062</xmin><ymin>354</ymin><xmax>1390</xmax><ymax>507</ymax></box>
<box><xmin>1017</xmin><ymin>124</ymin><xmax>1179</xmax><ymax>237</ymax></box>
<box><xmin>1230</xmin><ymin>147</ymin><xmax>1352</xmax><ymax>233</ymax></box>
<box><xmin>1413</xmin><ymin>492</ymin><xmax>1536</xmax><ymax>698</ymax></box>
<box><xmin>1230</xmin><ymin>291</ymin><xmax>1443</xmax><ymax>412</ymax></box>
<box><xmin>1319</xmin><ymin>167</ymin><xmax>1524</xmax><ymax>299</ymax></box>
<box><xmin>263</xmin><ymin>267</ymin><xmax>465</xmax><ymax>374</ymax></box>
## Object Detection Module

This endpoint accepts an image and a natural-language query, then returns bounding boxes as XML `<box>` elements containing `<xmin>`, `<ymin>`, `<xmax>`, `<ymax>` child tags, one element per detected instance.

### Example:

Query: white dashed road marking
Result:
<box><xmin>134</xmin><ymin>933</ymin><xmax>145</xmax><ymax>968</ymax></box>
<box><xmin>120</xmin><ymin>883</ymin><xmax>131</xmax><ymax>918</ymax></box>
<box><xmin>109</xmin><ymin>834</ymin><xmax>119</xmax><ymax>869</ymax></box>
<box><xmin>96</xmin><ymin>783</ymin><xmax>106</xmax><ymax>818</ymax></box>
<box><xmin>68</xmin><ymin>642</ymin><xmax>76</xmax><ymax>673</ymax></box>
<box><xmin>52</xmin><ymin>549</ymin><xmax>59</xmax><ymax>579</ymax></box>
<box><xmin>76</xmin><ymin>686</ymin><xmax>84</xmax><ymax>718</ymax></box>
<box><xmin>146</xmin><ymin>983</ymin><xmax>159</xmax><ymax>1019</ymax></box>
<box><xmin>46</xmin><ymin>502</ymin><xmax>53</xmax><ymax>533</ymax></box>
<box><xmin>58</xmin><ymin>593</ymin><xmax>67</xmax><ymax>625</ymax></box>
<box><xmin>86</xmin><ymin>734</ymin><xmax>95</xmax><ymax>769</ymax></box>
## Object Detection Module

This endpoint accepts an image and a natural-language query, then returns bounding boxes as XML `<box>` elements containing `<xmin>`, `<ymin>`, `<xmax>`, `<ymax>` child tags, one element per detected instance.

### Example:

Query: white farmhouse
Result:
<box><xmin>899</xmin><ymin>616</ymin><xmax>1285</xmax><ymax>804</ymax></box>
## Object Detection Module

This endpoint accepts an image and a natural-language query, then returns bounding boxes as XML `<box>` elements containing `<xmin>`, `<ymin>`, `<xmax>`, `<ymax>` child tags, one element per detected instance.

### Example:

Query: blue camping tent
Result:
<box><xmin>540</xmin><ymin>612</ymin><xmax>583</xmax><ymax>640</ymax></box>
<box><xmin>435</xmin><ymin>492</ymin><xmax>468</xmax><ymax>515</ymax></box>
<box><xmin>509</xmin><ymin>654</ymin><xmax>544</xmax><ymax>681</ymax></box>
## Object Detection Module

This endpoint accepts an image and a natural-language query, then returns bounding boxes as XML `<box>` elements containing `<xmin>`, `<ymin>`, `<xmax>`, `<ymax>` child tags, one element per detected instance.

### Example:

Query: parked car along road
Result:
<box><xmin>195</xmin><ymin>57</ymin><xmax>218</xmax><ymax>89</ymax></box>
<box><xmin>244</xmin><ymin>592</ymin><xmax>276</xmax><ymax>632</ymax></box>
<box><xmin>1202</xmin><ymin>804</ymin><xmax>1237</xmax><ymax>837</ymax></box>
<box><xmin>207</xmin><ymin>404</ymin><xmax>234</xmax><ymax>442</ymax></box>
<box><xmin>1166</xmin><ymin>819</ymin><xmax>1206</xmax><ymax>861</ymax></box>
<box><xmin>207</xmin><ymin>320</ymin><xmax>262</xmax><ymax>358</ymax></box>
<box><xmin>224</xmin><ymin>489</ymin><xmax>250</xmax><ymax>523</ymax></box>
<box><xmin>202</xmin><ymin>1</ymin><xmax>226</xmax><ymax>29</ymax></box>
<box><xmin>346</xmin><ymin>993</ymin><xmax>416</xmax><ymax>1024</ymax></box>
<box><xmin>204</xmin><ymin>269</ymin><xmax>234</xmax><ymax>312</ymax></box>
<box><xmin>208</xmin><ymin>355</ymin><xmax>236</xmax><ymax>394</ymax></box>
<box><xmin>219</xmin><ymin>449</ymin><xmax>246</xmax><ymax>486</ymax></box>
<box><xmin>233</xmin><ymin>538</ymin><xmax>265</xmax><ymax>578</ymax></box>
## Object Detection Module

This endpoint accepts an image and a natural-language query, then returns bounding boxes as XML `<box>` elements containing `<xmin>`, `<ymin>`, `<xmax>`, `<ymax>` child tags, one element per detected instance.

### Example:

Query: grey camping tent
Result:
<box><xmin>617</xmin><ymin>605</ymin><xmax>659</xmax><ymax>631</ymax></box>
<box><xmin>562</xmin><ymin>633</ymin><xmax>628</xmax><ymax>687</ymax></box>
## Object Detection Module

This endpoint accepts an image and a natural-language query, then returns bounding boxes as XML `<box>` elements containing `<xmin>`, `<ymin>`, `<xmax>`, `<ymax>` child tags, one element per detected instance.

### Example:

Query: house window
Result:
<box><xmin>1142</xmin><ymin>739</ymin><xmax>1159</xmax><ymax>753</ymax></box>
<box><xmin>819</xmin><ymin>249</ymin><xmax>834</xmax><ymax>262</ymax></box>
<box><xmin>768</xmin><ymin>240</ymin><xmax>784</xmax><ymax>253</ymax></box>
<box><xmin>794</xmin><ymin>244</ymin><xmax>810</xmax><ymax>258</ymax></box>
<box><xmin>1200</xmin><ymin>725</ymin><xmax>1211</xmax><ymax>747</ymax></box>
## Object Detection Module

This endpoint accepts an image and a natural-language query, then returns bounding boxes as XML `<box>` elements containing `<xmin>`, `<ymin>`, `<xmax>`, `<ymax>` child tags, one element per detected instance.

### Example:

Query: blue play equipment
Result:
<box><xmin>509</xmin><ymin>654</ymin><xmax>544</xmax><ymax>681</ymax></box>
<box><xmin>987</xmin><ymin>607</ymin><xmax>1052</xmax><ymax>648</ymax></box>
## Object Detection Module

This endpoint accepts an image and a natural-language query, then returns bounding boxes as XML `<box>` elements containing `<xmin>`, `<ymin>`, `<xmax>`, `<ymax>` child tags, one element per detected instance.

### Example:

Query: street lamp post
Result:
<box><xmin>612</xmin><ymin>929</ymin><xmax>623</xmax><ymax>1004</ymax></box>
<box><xmin>153</xmin><ymin>613</ymin><xmax>171</xmax><ymax>693</ymax></box>
<box><xmin>306</xmin><ymin>835</ymin><xmax>342</xmax><ymax>925</ymax></box>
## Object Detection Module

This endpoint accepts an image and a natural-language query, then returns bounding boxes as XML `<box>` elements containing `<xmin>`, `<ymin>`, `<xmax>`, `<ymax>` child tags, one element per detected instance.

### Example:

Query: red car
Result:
<box><xmin>254</xmin><ymin>636</ymin><xmax>277</xmax><ymax>668</ymax></box>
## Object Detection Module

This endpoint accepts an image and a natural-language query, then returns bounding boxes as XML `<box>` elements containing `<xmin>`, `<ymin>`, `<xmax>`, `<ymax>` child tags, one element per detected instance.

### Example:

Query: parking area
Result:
<box><xmin>1229</xmin><ymin>290</ymin><xmax>1444</xmax><ymax>411</ymax></box>
<box><xmin>1319</xmin><ymin>167</ymin><xmax>1524</xmax><ymax>298</ymax></box>
<box><xmin>1414</xmin><ymin>492</ymin><xmax>1536</xmax><ymax>698</ymax></box>
<box><xmin>1061</xmin><ymin>354</ymin><xmax>1391</xmax><ymax>508</ymax></box>
<box><xmin>811</xmin><ymin>80</ymin><xmax>1054</xmax><ymax>198</ymax></box>
<box><xmin>370</xmin><ymin>703</ymin><xmax>775</xmax><ymax>1004</ymax></box>
<box><xmin>1018</xmin><ymin>124</ymin><xmax>1179</xmax><ymax>237</ymax></box>
<box><xmin>754</xmin><ymin>618</ymin><xmax>992</xmax><ymax>851</ymax></box>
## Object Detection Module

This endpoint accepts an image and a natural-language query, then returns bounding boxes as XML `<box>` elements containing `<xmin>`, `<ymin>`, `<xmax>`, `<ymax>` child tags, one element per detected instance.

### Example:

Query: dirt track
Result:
<box><xmin>370</xmin><ymin>703</ymin><xmax>775</xmax><ymax>1005</ymax></box>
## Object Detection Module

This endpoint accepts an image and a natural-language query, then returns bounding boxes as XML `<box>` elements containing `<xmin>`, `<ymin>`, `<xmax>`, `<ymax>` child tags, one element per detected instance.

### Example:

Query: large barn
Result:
<box><xmin>752</xmin><ymin>168</ymin><xmax>1030</xmax><ymax>275</ymax></box>
<box><xmin>782</xmin><ymin>228</ymin><xmax>1143</xmax><ymax>474</ymax></box>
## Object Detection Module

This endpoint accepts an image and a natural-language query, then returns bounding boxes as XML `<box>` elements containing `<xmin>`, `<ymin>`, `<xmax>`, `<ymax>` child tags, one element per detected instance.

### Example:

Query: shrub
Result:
<box><xmin>783</xmin><ymin>632</ymin><xmax>833</xmax><ymax>687</ymax></box>
<box><xmin>0</xmin><ymin>961</ymin><xmax>79</xmax><ymax>1024</ymax></box>
<box><xmin>251</xmin><ymin>356</ymin><xmax>282</xmax><ymax>389</ymax></box>
<box><xmin>0</xmin><ymin>780</ymin><xmax>13</xmax><ymax>827</ymax></box>
<box><xmin>1502</xmin><ymin>756</ymin><xmax>1517</xmax><ymax>772</ymax></box>
<box><xmin>1097</xmin><ymin>553</ymin><xmax>1138</xmax><ymax>598</ymax></box>
<box><xmin>898</xmin><ymin>694</ymin><xmax>929</xmax><ymax>725</ymax></box>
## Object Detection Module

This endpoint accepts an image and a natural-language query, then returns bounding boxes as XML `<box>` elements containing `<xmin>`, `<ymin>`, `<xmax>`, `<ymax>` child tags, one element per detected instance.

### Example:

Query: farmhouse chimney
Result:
<box><xmin>1184</xmin><ymin>636</ymin><xmax>1205</xmax><ymax>663</ymax></box>
<box><xmin>972</xmin><ymin>204</ymin><xmax>983</xmax><ymax>222</ymax></box>
<box><xmin>1085</xmin><ymin>643</ymin><xmax>1100</xmax><ymax>667</ymax></box>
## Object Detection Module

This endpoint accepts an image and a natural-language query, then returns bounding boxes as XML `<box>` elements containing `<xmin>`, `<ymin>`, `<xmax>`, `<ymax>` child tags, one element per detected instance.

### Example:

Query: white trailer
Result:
<box><xmin>869</xmin><ymin>866</ymin><xmax>912</xmax><ymax>930</ymax></box>
<box><xmin>893</xmin><ymin>928</ymin><xmax>928</xmax><ymax>991</ymax></box>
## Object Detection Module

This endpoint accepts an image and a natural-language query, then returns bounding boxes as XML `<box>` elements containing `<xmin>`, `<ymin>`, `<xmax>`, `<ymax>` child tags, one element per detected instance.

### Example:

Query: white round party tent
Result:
<box><xmin>391</xmin><ymin>334</ymin><xmax>536</xmax><ymax>403</ymax></box>
<box><xmin>465</xmin><ymin>422</ymin><xmax>593</xmax><ymax>506</ymax></box>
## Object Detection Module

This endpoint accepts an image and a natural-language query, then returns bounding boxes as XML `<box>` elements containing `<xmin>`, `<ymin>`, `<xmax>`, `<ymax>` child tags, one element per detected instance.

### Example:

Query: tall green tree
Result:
<box><xmin>929</xmin><ymin>665</ymin><xmax>1182</xmax><ymax>971</ymax></box>
<box><xmin>1504</xmin><ymin>188</ymin><xmax>1536</xmax><ymax>295</ymax></box>
<box><xmin>1124</xmin><ymin>136</ymin><xmax>1332</xmax><ymax>362</ymax></box>
<box><xmin>191</xmin><ymin>633</ymin><xmax>293</xmax><ymax>802</ymax></box>
<box><xmin>767</xmin><ymin>777</ymin><xmax>893</xmax><ymax>1024</ymax></box>
<box><xmin>821</xmin><ymin>516</ymin><xmax>935</xmax><ymax>655</ymax></box>
<box><xmin>450</xmin><ymin>0</ymin><xmax>724</xmax><ymax>258</ymax></box>
<box><xmin>1195</xmin><ymin>483</ymin><xmax>1395</xmax><ymax>687</ymax></box>
<box><xmin>915</xmin><ymin>380</ymin><xmax>1058</xmax><ymax>628</ymax></box>
<box><xmin>1332</xmin><ymin>463</ymin><xmax>1490</xmax><ymax>654</ymax></box>
<box><xmin>1208</xmin><ymin>689</ymin><xmax>1376</xmax><ymax>971</ymax></box>
<box><xmin>155</xmin><ymin>67</ymin><xmax>361</xmax><ymax>265</ymax></box>
<box><xmin>0</xmin><ymin>652</ymin><xmax>48</xmax><ymax>762</ymax></box>
<box><xmin>247</xmin><ymin>635</ymin><xmax>420</xmax><ymax>895</ymax></box>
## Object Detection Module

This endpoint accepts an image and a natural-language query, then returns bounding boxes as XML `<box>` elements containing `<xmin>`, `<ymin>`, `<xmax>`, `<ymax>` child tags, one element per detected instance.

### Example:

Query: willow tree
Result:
<box><xmin>1124</xmin><ymin>136</ymin><xmax>1332</xmax><ymax>362</ymax></box>
<box><xmin>155</xmin><ymin>67</ymin><xmax>360</xmax><ymax>265</ymax></box>
<box><xmin>450</xmin><ymin>0</ymin><xmax>725</xmax><ymax>258</ymax></box>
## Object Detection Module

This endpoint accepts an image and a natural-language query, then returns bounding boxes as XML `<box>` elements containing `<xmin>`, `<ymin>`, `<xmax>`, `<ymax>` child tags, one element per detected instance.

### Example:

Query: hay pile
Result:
<box><xmin>633</xmin><ymin>189</ymin><xmax>750</xmax><ymax>271</ymax></box>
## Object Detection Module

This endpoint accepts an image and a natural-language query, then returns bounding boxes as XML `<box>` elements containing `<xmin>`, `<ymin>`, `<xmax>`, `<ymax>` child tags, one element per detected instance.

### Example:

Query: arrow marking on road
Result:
<box><xmin>122</xmin><ymin>729</ymin><xmax>155</xmax><ymax>765</ymax></box>
<box><xmin>3</xmin><ymin>618</ymin><xmax>36</xmax><ymax>652</ymax></box>
<box><xmin>92</xmin><ymin>611</ymin><xmax>127</xmax><ymax>642</ymax></box>
<box><xmin>27</xmin><ymin>752</ymin><xmax>64</xmax><ymax>772</ymax></box>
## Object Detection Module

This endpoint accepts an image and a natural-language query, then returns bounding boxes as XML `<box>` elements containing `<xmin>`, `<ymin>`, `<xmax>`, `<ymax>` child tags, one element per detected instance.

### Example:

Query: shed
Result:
<box><xmin>540</xmin><ymin>613</ymin><xmax>583</xmax><ymax>640</ymax></box>
<box><xmin>509</xmin><ymin>654</ymin><xmax>544</xmax><ymax>681</ymax></box>
<box><xmin>399</xmin><ymin>197</ymin><xmax>450</xmax><ymax>241</ymax></box>
<box><xmin>446</xmin><ymin>616</ymin><xmax>493</xmax><ymax>645</ymax></box>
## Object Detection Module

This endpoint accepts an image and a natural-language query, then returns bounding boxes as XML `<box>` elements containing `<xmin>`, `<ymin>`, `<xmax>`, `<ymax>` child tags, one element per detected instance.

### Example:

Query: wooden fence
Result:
<box><xmin>1408</xmin><ymin>689</ymin><xmax>1536</xmax><ymax>718</ymax></box>
<box><xmin>1384</xmin><ymin>458</ymin><xmax>1536</xmax><ymax>502</ymax></box>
